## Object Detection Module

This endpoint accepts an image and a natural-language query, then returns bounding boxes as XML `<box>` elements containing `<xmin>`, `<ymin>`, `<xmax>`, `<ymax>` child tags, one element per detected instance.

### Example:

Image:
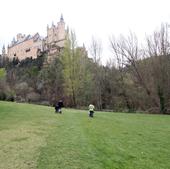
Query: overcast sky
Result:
<box><xmin>1</xmin><ymin>0</ymin><xmax>170</xmax><ymax>63</ymax></box>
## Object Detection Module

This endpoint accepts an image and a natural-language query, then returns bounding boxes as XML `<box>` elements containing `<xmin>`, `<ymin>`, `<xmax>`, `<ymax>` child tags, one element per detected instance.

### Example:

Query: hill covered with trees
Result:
<box><xmin>0</xmin><ymin>26</ymin><xmax>170</xmax><ymax>114</ymax></box>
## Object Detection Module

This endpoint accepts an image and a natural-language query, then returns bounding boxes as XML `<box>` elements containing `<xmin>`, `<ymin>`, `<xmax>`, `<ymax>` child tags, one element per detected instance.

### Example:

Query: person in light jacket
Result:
<box><xmin>88</xmin><ymin>104</ymin><xmax>95</xmax><ymax>117</ymax></box>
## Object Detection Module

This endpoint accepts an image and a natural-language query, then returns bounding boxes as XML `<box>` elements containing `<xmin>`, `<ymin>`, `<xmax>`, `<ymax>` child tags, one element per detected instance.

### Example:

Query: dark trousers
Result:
<box><xmin>89</xmin><ymin>111</ymin><xmax>94</xmax><ymax>117</ymax></box>
<box><xmin>55</xmin><ymin>106</ymin><xmax>62</xmax><ymax>113</ymax></box>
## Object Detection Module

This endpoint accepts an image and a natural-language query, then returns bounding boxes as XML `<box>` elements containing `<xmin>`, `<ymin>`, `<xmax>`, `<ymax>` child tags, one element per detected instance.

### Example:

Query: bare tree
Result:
<box><xmin>89</xmin><ymin>36</ymin><xmax>102</xmax><ymax>64</ymax></box>
<box><xmin>146</xmin><ymin>23</ymin><xmax>170</xmax><ymax>113</ymax></box>
<box><xmin>110</xmin><ymin>32</ymin><xmax>159</xmax><ymax>111</ymax></box>
<box><xmin>110</xmin><ymin>35</ymin><xmax>134</xmax><ymax>111</ymax></box>
<box><xmin>89</xmin><ymin>37</ymin><xmax>103</xmax><ymax>109</ymax></box>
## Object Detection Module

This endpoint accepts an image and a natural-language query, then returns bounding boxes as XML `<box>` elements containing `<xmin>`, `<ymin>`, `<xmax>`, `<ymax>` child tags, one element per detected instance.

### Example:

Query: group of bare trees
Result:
<box><xmin>109</xmin><ymin>24</ymin><xmax>170</xmax><ymax>113</ymax></box>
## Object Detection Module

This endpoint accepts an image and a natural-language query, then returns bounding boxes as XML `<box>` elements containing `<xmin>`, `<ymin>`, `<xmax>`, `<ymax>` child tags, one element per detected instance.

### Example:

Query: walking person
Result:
<box><xmin>88</xmin><ymin>104</ymin><xmax>95</xmax><ymax>117</ymax></box>
<box><xmin>55</xmin><ymin>100</ymin><xmax>64</xmax><ymax>114</ymax></box>
<box><xmin>58</xmin><ymin>100</ymin><xmax>64</xmax><ymax>113</ymax></box>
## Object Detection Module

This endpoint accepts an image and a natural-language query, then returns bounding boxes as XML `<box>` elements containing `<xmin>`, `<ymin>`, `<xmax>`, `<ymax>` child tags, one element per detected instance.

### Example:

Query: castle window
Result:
<box><xmin>14</xmin><ymin>53</ymin><xmax>16</xmax><ymax>56</ymax></box>
<box><xmin>25</xmin><ymin>48</ymin><xmax>30</xmax><ymax>52</ymax></box>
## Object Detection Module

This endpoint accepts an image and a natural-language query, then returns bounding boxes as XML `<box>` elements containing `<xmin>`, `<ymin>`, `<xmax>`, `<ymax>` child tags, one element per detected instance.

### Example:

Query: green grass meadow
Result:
<box><xmin>0</xmin><ymin>101</ymin><xmax>170</xmax><ymax>169</ymax></box>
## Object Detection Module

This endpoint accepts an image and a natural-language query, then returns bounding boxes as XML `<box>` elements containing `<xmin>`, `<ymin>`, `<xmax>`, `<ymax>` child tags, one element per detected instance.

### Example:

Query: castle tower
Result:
<box><xmin>46</xmin><ymin>14</ymin><xmax>66</xmax><ymax>48</ymax></box>
<box><xmin>45</xmin><ymin>14</ymin><xmax>66</xmax><ymax>62</ymax></box>
<box><xmin>0</xmin><ymin>45</ymin><xmax>6</xmax><ymax>66</ymax></box>
<box><xmin>60</xmin><ymin>14</ymin><xmax>64</xmax><ymax>22</ymax></box>
<box><xmin>56</xmin><ymin>14</ymin><xmax>65</xmax><ymax>41</ymax></box>
<box><xmin>2</xmin><ymin>45</ymin><xmax>6</xmax><ymax>57</ymax></box>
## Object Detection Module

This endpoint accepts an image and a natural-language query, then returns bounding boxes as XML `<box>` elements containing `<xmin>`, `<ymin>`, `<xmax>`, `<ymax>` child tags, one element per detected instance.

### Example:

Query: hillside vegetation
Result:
<box><xmin>1</xmin><ymin>25</ymin><xmax>170</xmax><ymax>113</ymax></box>
<box><xmin>0</xmin><ymin>101</ymin><xmax>170</xmax><ymax>169</ymax></box>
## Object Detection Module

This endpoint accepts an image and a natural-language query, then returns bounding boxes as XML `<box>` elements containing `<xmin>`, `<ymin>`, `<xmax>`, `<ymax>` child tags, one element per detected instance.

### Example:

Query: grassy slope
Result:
<box><xmin>0</xmin><ymin>101</ymin><xmax>170</xmax><ymax>169</ymax></box>
<box><xmin>0</xmin><ymin>101</ymin><xmax>56</xmax><ymax>169</ymax></box>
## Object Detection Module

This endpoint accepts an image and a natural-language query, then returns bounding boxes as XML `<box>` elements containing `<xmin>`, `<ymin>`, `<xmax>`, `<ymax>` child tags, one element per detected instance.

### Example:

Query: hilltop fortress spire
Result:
<box><xmin>60</xmin><ymin>14</ymin><xmax>64</xmax><ymax>22</ymax></box>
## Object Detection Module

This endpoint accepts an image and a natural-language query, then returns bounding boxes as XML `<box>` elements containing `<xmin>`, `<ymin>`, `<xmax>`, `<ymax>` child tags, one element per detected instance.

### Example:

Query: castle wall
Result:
<box><xmin>8</xmin><ymin>37</ymin><xmax>43</xmax><ymax>60</ymax></box>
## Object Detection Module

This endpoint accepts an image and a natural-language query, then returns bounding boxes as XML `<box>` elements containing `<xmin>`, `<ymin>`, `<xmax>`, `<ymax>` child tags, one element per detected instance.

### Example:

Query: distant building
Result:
<box><xmin>8</xmin><ymin>33</ymin><xmax>44</xmax><ymax>60</ymax></box>
<box><xmin>7</xmin><ymin>15</ymin><xmax>66</xmax><ymax>61</ymax></box>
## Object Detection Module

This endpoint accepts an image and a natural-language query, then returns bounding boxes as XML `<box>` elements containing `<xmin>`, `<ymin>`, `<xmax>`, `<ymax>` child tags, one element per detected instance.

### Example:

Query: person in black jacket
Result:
<box><xmin>55</xmin><ymin>100</ymin><xmax>64</xmax><ymax>113</ymax></box>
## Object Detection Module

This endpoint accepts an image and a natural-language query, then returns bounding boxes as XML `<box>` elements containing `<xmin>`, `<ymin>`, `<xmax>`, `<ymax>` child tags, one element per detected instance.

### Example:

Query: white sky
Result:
<box><xmin>1</xmin><ymin>0</ymin><xmax>170</xmax><ymax>63</ymax></box>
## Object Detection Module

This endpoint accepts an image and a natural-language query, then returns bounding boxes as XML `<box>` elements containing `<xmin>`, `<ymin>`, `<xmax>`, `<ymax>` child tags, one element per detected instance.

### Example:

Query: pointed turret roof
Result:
<box><xmin>60</xmin><ymin>14</ymin><xmax>64</xmax><ymax>22</ymax></box>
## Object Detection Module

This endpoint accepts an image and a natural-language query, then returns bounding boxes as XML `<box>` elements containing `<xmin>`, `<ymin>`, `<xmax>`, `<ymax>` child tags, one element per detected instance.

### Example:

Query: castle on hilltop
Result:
<box><xmin>6</xmin><ymin>14</ymin><xmax>66</xmax><ymax>61</ymax></box>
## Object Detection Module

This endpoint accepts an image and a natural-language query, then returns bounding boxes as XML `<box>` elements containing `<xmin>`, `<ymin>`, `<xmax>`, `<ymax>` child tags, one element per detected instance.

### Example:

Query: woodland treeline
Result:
<box><xmin>0</xmin><ymin>24</ymin><xmax>170</xmax><ymax>114</ymax></box>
